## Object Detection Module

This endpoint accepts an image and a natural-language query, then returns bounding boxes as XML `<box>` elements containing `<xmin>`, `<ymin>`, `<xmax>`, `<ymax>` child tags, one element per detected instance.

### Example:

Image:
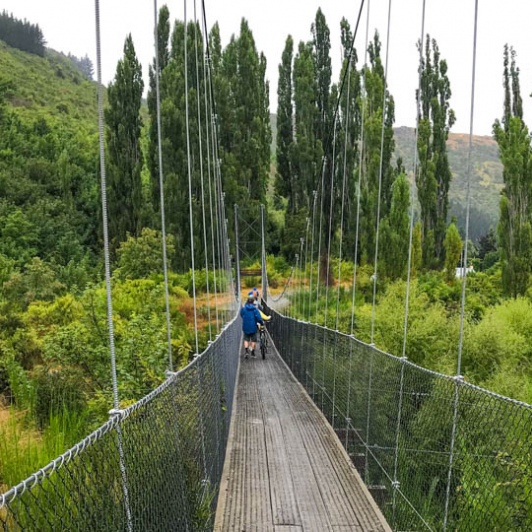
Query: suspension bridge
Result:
<box><xmin>2</xmin><ymin>0</ymin><xmax>532</xmax><ymax>530</ymax></box>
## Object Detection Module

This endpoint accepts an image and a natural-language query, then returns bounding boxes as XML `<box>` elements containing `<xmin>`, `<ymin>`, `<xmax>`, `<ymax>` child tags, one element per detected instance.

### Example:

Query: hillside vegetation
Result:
<box><xmin>0</xmin><ymin>41</ymin><xmax>99</xmax><ymax>128</ymax></box>
<box><xmin>394</xmin><ymin>126</ymin><xmax>503</xmax><ymax>241</ymax></box>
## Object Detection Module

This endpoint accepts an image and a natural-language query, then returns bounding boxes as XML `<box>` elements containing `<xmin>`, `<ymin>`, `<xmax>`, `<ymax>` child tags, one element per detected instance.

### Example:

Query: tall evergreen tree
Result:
<box><xmin>275</xmin><ymin>36</ymin><xmax>294</xmax><ymax>207</ymax></box>
<box><xmin>292</xmin><ymin>40</ymin><xmax>320</xmax><ymax>213</ymax></box>
<box><xmin>147</xmin><ymin>5</ymin><xmax>170</xmax><ymax>215</ymax></box>
<box><xmin>359</xmin><ymin>32</ymin><xmax>395</xmax><ymax>265</ymax></box>
<box><xmin>338</xmin><ymin>18</ymin><xmax>361</xmax><ymax>255</ymax></box>
<box><xmin>310</xmin><ymin>9</ymin><xmax>335</xmax><ymax>283</ymax></box>
<box><xmin>312</xmin><ymin>8</ymin><xmax>332</xmax><ymax>151</ymax></box>
<box><xmin>416</xmin><ymin>35</ymin><xmax>455</xmax><ymax>268</ymax></box>
<box><xmin>105</xmin><ymin>34</ymin><xmax>144</xmax><ymax>249</ymax></box>
<box><xmin>493</xmin><ymin>45</ymin><xmax>532</xmax><ymax>296</ymax></box>
<box><xmin>443</xmin><ymin>222</ymin><xmax>462</xmax><ymax>282</ymax></box>
<box><xmin>381</xmin><ymin>173</ymin><xmax>411</xmax><ymax>280</ymax></box>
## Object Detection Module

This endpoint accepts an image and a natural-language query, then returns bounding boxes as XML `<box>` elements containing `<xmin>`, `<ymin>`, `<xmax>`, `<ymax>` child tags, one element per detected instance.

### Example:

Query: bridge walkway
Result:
<box><xmin>214</xmin><ymin>336</ymin><xmax>391</xmax><ymax>532</ymax></box>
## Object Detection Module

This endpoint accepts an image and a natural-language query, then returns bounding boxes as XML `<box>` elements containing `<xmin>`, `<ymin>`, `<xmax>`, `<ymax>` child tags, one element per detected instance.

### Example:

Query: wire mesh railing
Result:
<box><xmin>0</xmin><ymin>315</ymin><xmax>241</xmax><ymax>531</ymax></box>
<box><xmin>265</xmin><ymin>305</ymin><xmax>532</xmax><ymax>532</ymax></box>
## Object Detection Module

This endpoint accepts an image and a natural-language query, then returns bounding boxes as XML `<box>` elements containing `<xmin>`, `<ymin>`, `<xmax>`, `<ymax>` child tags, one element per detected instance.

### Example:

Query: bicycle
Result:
<box><xmin>258</xmin><ymin>323</ymin><xmax>268</xmax><ymax>360</ymax></box>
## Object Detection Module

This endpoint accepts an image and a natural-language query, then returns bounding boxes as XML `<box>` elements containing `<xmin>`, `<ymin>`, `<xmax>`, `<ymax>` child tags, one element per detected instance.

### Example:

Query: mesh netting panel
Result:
<box><xmin>266</xmin><ymin>305</ymin><xmax>532</xmax><ymax>531</ymax></box>
<box><xmin>0</xmin><ymin>316</ymin><xmax>241</xmax><ymax>532</ymax></box>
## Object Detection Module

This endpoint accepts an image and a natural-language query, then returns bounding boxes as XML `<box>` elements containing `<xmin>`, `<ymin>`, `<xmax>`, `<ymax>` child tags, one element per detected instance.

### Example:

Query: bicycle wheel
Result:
<box><xmin>260</xmin><ymin>333</ymin><xmax>266</xmax><ymax>359</ymax></box>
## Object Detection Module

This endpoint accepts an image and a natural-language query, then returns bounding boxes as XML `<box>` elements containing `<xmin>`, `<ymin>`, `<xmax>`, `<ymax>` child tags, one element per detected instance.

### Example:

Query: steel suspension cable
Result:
<box><xmin>200</xmin><ymin>9</ymin><xmax>223</xmax><ymax>329</ymax></box>
<box><xmin>332</xmin><ymin>51</ymin><xmax>354</xmax><ymax>431</ymax></box>
<box><xmin>393</xmin><ymin>0</ymin><xmax>426</xmax><ymax>522</ymax></box>
<box><xmin>321</xmin><ymin>120</ymin><xmax>338</xmax><ymax>412</ymax></box>
<box><xmin>203</xmin><ymin>52</ymin><xmax>220</xmax><ymax>331</ymax></box>
<box><xmin>94</xmin><ymin>2</ymin><xmax>132</xmax><ymax>528</ymax></box>
<box><xmin>370</xmin><ymin>0</ymin><xmax>393</xmax><ymax>345</ymax></box>
<box><xmin>345</xmin><ymin>0</ymin><xmax>371</xmax><ymax>451</ymax></box>
<box><xmin>444</xmin><ymin>1</ymin><xmax>479</xmax><ymax>528</ymax></box>
<box><xmin>183</xmin><ymin>0</ymin><xmax>199</xmax><ymax>355</ymax></box>
<box><xmin>366</xmin><ymin>0</ymin><xmax>393</xmax><ymax>483</ymax></box>
<box><xmin>153</xmin><ymin>0</ymin><xmax>174</xmax><ymax>372</ymax></box>
<box><xmin>335</xmin><ymin>53</ymin><xmax>353</xmax><ymax>330</ymax></box>
<box><xmin>193</xmin><ymin>0</ymin><xmax>212</xmax><ymax>341</ymax></box>
<box><xmin>308</xmin><ymin>190</ymin><xmax>318</xmax><ymax>321</ymax></box>
<box><xmin>199</xmin><ymin>4</ymin><xmax>222</xmax><ymax>472</ymax></box>
<box><xmin>350</xmin><ymin>0</ymin><xmax>370</xmax><ymax>339</ymax></box>
<box><xmin>302</xmin><ymin>217</ymin><xmax>310</xmax><ymax>318</ymax></box>
<box><xmin>314</xmin><ymin>159</ymin><xmax>327</xmax><ymax>323</ymax></box>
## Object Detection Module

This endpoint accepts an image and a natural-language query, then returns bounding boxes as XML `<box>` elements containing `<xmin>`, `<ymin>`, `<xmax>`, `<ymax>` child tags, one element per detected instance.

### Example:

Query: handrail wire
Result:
<box><xmin>443</xmin><ymin>0</ymin><xmax>479</xmax><ymax>528</ymax></box>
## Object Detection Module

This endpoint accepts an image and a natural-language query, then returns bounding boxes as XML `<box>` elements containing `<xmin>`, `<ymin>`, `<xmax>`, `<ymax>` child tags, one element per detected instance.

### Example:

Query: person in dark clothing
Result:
<box><xmin>240</xmin><ymin>295</ymin><xmax>264</xmax><ymax>358</ymax></box>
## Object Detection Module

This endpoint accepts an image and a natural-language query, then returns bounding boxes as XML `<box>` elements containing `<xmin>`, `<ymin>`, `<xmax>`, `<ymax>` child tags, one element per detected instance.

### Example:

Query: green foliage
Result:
<box><xmin>105</xmin><ymin>34</ymin><xmax>144</xmax><ymax>249</ymax></box>
<box><xmin>116</xmin><ymin>228</ymin><xmax>175</xmax><ymax>280</ymax></box>
<box><xmin>494</xmin><ymin>58</ymin><xmax>532</xmax><ymax>297</ymax></box>
<box><xmin>275</xmin><ymin>35</ymin><xmax>294</xmax><ymax>203</ymax></box>
<box><xmin>416</xmin><ymin>35</ymin><xmax>455</xmax><ymax>266</ymax></box>
<box><xmin>0</xmin><ymin>10</ymin><xmax>45</xmax><ymax>56</ymax></box>
<box><xmin>444</xmin><ymin>222</ymin><xmax>463</xmax><ymax>282</ymax></box>
<box><xmin>381</xmin><ymin>173</ymin><xmax>410</xmax><ymax>280</ymax></box>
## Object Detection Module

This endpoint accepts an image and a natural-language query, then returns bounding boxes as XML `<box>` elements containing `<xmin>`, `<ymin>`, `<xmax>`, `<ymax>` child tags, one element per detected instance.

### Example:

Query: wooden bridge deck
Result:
<box><xmin>214</xmin><ymin>338</ymin><xmax>391</xmax><ymax>532</ymax></box>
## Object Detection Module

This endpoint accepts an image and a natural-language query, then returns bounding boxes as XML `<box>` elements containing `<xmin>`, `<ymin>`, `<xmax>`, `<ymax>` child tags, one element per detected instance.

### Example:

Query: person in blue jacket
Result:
<box><xmin>240</xmin><ymin>295</ymin><xmax>264</xmax><ymax>358</ymax></box>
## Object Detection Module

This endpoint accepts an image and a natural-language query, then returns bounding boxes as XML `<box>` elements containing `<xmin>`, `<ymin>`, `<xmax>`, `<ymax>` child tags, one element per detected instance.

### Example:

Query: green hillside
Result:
<box><xmin>0</xmin><ymin>39</ymin><xmax>102</xmax><ymax>279</ymax></box>
<box><xmin>0</xmin><ymin>41</ymin><xmax>99</xmax><ymax>129</ymax></box>
<box><xmin>394</xmin><ymin>126</ymin><xmax>503</xmax><ymax>241</ymax></box>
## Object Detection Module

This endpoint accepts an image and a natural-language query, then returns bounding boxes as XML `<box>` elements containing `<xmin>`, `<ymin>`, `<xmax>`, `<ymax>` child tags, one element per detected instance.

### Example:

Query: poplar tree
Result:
<box><xmin>292</xmin><ymin>41</ymin><xmax>320</xmax><ymax>212</ymax></box>
<box><xmin>339</xmin><ymin>18</ymin><xmax>361</xmax><ymax>255</ymax></box>
<box><xmin>359</xmin><ymin>32</ymin><xmax>395</xmax><ymax>265</ymax></box>
<box><xmin>381</xmin><ymin>173</ymin><xmax>411</xmax><ymax>280</ymax></box>
<box><xmin>416</xmin><ymin>35</ymin><xmax>455</xmax><ymax>268</ymax></box>
<box><xmin>147</xmin><ymin>5</ymin><xmax>170</xmax><ymax>215</ymax></box>
<box><xmin>443</xmin><ymin>222</ymin><xmax>462</xmax><ymax>282</ymax></box>
<box><xmin>312</xmin><ymin>9</ymin><xmax>334</xmax><ymax>283</ymax></box>
<box><xmin>493</xmin><ymin>45</ymin><xmax>532</xmax><ymax>296</ymax></box>
<box><xmin>275</xmin><ymin>36</ymin><xmax>294</xmax><ymax>207</ymax></box>
<box><xmin>105</xmin><ymin>34</ymin><xmax>144</xmax><ymax>249</ymax></box>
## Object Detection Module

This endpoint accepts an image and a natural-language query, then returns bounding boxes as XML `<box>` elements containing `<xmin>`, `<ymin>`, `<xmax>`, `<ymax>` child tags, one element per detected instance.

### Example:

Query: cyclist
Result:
<box><xmin>240</xmin><ymin>295</ymin><xmax>264</xmax><ymax>358</ymax></box>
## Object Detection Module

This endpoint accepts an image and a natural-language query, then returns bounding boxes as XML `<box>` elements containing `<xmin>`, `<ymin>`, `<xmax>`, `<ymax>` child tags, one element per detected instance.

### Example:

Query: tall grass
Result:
<box><xmin>0</xmin><ymin>407</ymin><xmax>88</xmax><ymax>490</ymax></box>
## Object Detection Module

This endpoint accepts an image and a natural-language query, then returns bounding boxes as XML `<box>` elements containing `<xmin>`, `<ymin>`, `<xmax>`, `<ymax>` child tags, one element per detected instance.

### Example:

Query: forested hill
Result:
<box><xmin>0</xmin><ymin>38</ymin><xmax>101</xmax><ymax>293</ymax></box>
<box><xmin>0</xmin><ymin>40</ymin><xmax>98</xmax><ymax>127</ymax></box>
<box><xmin>394</xmin><ymin>126</ymin><xmax>503</xmax><ymax>241</ymax></box>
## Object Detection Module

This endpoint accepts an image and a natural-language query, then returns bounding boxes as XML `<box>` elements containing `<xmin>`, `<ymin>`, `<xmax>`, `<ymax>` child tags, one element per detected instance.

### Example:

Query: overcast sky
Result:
<box><xmin>3</xmin><ymin>1</ymin><xmax>532</xmax><ymax>136</ymax></box>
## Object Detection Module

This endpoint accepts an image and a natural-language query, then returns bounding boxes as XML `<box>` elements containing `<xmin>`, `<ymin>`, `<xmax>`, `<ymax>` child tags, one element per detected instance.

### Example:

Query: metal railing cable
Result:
<box><xmin>0</xmin><ymin>317</ymin><xmax>241</xmax><ymax>531</ymax></box>
<box><xmin>265</xmin><ymin>305</ymin><xmax>532</xmax><ymax>532</ymax></box>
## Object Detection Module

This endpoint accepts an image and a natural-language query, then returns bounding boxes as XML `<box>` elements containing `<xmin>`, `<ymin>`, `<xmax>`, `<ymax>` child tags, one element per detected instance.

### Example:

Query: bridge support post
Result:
<box><xmin>261</xmin><ymin>204</ymin><xmax>267</xmax><ymax>303</ymax></box>
<box><xmin>234</xmin><ymin>204</ymin><xmax>241</xmax><ymax>301</ymax></box>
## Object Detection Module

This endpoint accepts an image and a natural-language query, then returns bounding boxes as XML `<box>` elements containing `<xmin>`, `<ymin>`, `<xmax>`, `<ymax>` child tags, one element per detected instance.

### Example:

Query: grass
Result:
<box><xmin>0</xmin><ymin>407</ymin><xmax>88</xmax><ymax>491</ymax></box>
